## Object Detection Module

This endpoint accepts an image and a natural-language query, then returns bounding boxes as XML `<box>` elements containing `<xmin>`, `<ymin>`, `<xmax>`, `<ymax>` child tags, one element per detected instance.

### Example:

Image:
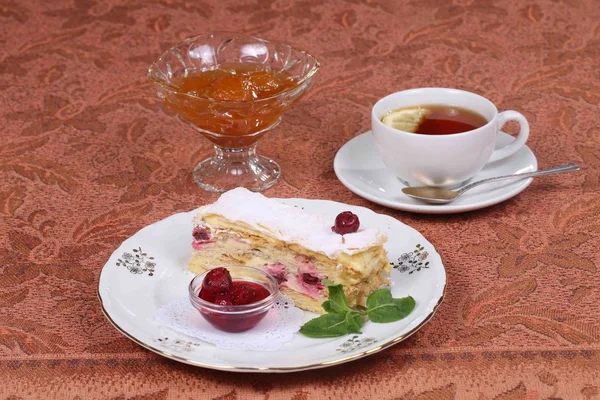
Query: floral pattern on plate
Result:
<box><xmin>155</xmin><ymin>337</ymin><xmax>201</xmax><ymax>353</ymax></box>
<box><xmin>337</xmin><ymin>336</ymin><xmax>378</xmax><ymax>353</ymax></box>
<box><xmin>392</xmin><ymin>244</ymin><xmax>430</xmax><ymax>274</ymax></box>
<box><xmin>116</xmin><ymin>247</ymin><xmax>156</xmax><ymax>276</ymax></box>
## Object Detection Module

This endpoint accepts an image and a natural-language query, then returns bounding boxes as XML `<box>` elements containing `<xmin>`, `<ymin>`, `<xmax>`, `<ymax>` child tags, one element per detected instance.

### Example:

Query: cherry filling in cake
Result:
<box><xmin>187</xmin><ymin>188</ymin><xmax>391</xmax><ymax>314</ymax></box>
<box><xmin>293</xmin><ymin>255</ymin><xmax>325</xmax><ymax>297</ymax></box>
<box><xmin>192</xmin><ymin>227</ymin><xmax>213</xmax><ymax>250</ymax></box>
<box><xmin>264</xmin><ymin>263</ymin><xmax>287</xmax><ymax>284</ymax></box>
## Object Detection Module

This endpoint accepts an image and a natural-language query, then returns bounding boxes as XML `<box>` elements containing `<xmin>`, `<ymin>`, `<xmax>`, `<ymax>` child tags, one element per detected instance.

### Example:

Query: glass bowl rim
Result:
<box><xmin>147</xmin><ymin>31</ymin><xmax>320</xmax><ymax>105</ymax></box>
<box><xmin>188</xmin><ymin>265</ymin><xmax>280</xmax><ymax>314</ymax></box>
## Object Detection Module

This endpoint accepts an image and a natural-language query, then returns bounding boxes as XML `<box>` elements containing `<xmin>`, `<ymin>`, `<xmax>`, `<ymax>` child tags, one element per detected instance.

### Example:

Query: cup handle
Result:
<box><xmin>489</xmin><ymin>110</ymin><xmax>529</xmax><ymax>163</ymax></box>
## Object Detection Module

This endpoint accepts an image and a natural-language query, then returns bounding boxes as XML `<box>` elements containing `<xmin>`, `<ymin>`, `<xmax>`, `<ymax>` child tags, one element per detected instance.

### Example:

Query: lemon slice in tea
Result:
<box><xmin>381</xmin><ymin>108</ymin><xmax>431</xmax><ymax>133</ymax></box>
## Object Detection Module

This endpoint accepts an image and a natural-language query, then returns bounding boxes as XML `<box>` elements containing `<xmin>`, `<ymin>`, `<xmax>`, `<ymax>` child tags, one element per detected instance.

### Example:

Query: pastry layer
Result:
<box><xmin>188</xmin><ymin>215</ymin><xmax>390</xmax><ymax>314</ymax></box>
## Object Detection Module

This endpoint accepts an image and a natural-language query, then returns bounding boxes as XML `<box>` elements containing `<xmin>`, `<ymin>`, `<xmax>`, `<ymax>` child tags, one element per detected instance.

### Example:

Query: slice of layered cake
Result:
<box><xmin>187</xmin><ymin>188</ymin><xmax>390</xmax><ymax>313</ymax></box>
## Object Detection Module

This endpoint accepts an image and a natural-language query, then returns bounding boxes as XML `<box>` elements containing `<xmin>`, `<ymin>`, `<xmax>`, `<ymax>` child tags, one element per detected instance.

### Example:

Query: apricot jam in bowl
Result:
<box><xmin>188</xmin><ymin>266</ymin><xmax>279</xmax><ymax>333</ymax></box>
<box><xmin>148</xmin><ymin>32</ymin><xmax>320</xmax><ymax>193</ymax></box>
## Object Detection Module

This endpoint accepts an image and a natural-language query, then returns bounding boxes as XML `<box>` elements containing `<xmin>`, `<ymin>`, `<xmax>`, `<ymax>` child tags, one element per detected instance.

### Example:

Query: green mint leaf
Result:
<box><xmin>323</xmin><ymin>281</ymin><xmax>351</xmax><ymax>314</ymax></box>
<box><xmin>321</xmin><ymin>300</ymin><xmax>334</xmax><ymax>313</ymax></box>
<box><xmin>322</xmin><ymin>279</ymin><xmax>337</xmax><ymax>287</ymax></box>
<box><xmin>299</xmin><ymin>313</ymin><xmax>354</xmax><ymax>338</ymax></box>
<box><xmin>366</xmin><ymin>289</ymin><xmax>416</xmax><ymax>323</ymax></box>
<box><xmin>344</xmin><ymin>311</ymin><xmax>364</xmax><ymax>334</ymax></box>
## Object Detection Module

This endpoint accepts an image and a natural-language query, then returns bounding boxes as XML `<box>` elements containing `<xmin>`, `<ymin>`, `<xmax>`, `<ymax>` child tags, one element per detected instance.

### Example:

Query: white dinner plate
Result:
<box><xmin>98</xmin><ymin>198</ymin><xmax>446</xmax><ymax>373</ymax></box>
<box><xmin>334</xmin><ymin>131</ymin><xmax>538</xmax><ymax>214</ymax></box>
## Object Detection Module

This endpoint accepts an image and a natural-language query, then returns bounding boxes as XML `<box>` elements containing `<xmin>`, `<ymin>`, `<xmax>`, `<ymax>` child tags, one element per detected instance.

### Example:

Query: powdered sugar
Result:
<box><xmin>195</xmin><ymin>187</ymin><xmax>386</xmax><ymax>258</ymax></box>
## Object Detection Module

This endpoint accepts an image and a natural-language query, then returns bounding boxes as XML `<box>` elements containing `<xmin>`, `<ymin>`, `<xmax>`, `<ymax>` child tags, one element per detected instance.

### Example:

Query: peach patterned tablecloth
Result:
<box><xmin>1</xmin><ymin>0</ymin><xmax>599</xmax><ymax>398</ymax></box>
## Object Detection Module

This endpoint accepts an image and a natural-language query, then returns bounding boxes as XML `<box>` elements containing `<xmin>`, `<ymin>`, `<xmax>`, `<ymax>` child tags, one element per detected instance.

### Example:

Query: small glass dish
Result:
<box><xmin>188</xmin><ymin>266</ymin><xmax>279</xmax><ymax>333</ymax></box>
<box><xmin>148</xmin><ymin>32</ymin><xmax>320</xmax><ymax>193</ymax></box>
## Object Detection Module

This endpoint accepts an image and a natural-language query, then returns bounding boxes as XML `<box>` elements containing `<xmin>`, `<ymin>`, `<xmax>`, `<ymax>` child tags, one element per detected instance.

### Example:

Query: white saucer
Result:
<box><xmin>334</xmin><ymin>131</ymin><xmax>538</xmax><ymax>214</ymax></box>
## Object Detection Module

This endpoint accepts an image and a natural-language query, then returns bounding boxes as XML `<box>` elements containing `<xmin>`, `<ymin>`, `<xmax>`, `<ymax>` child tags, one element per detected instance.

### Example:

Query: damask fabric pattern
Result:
<box><xmin>0</xmin><ymin>0</ymin><xmax>599</xmax><ymax>398</ymax></box>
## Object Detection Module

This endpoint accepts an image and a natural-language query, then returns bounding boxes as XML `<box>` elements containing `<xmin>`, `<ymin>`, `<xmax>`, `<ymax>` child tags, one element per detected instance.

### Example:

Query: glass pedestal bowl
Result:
<box><xmin>148</xmin><ymin>32</ymin><xmax>320</xmax><ymax>193</ymax></box>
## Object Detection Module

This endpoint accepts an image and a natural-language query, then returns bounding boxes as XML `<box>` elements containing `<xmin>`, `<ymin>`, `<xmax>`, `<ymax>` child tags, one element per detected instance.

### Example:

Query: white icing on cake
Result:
<box><xmin>195</xmin><ymin>188</ymin><xmax>386</xmax><ymax>258</ymax></box>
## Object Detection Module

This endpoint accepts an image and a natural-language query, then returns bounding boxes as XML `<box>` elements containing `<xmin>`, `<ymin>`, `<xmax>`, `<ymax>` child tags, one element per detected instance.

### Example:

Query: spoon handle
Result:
<box><xmin>457</xmin><ymin>163</ymin><xmax>581</xmax><ymax>195</ymax></box>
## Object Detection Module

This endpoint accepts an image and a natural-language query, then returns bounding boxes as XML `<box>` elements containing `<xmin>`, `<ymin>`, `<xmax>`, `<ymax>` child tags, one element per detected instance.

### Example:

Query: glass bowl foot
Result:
<box><xmin>192</xmin><ymin>145</ymin><xmax>280</xmax><ymax>193</ymax></box>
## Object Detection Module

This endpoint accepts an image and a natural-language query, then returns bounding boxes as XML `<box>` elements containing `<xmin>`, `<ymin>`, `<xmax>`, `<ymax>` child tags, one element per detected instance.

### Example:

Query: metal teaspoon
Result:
<box><xmin>401</xmin><ymin>163</ymin><xmax>581</xmax><ymax>204</ymax></box>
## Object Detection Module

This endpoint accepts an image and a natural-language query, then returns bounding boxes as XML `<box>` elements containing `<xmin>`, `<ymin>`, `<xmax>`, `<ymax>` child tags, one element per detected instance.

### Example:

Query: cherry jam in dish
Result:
<box><xmin>188</xmin><ymin>266</ymin><xmax>279</xmax><ymax>333</ymax></box>
<box><xmin>200</xmin><ymin>281</ymin><xmax>270</xmax><ymax>306</ymax></box>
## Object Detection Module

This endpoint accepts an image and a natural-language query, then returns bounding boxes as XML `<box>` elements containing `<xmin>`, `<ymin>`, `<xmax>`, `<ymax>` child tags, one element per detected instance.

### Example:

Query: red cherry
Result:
<box><xmin>213</xmin><ymin>293</ymin><xmax>234</xmax><ymax>306</ymax></box>
<box><xmin>199</xmin><ymin>288</ymin><xmax>215</xmax><ymax>303</ymax></box>
<box><xmin>231</xmin><ymin>283</ymin><xmax>256</xmax><ymax>305</ymax></box>
<box><xmin>332</xmin><ymin>211</ymin><xmax>360</xmax><ymax>235</ymax></box>
<box><xmin>202</xmin><ymin>267</ymin><xmax>232</xmax><ymax>296</ymax></box>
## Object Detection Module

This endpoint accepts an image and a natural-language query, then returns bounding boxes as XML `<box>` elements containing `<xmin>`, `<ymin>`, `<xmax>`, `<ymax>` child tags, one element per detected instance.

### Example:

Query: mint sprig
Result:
<box><xmin>321</xmin><ymin>279</ymin><xmax>351</xmax><ymax>313</ymax></box>
<box><xmin>299</xmin><ymin>312</ymin><xmax>361</xmax><ymax>338</ymax></box>
<box><xmin>299</xmin><ymin>281</ymin><xmax>416</xmax><ymax>338</ymax></box>
<box><xmin>366</xmin><ymin>289</ymin><xmax>416</xmax><ymax>323</ymax></box>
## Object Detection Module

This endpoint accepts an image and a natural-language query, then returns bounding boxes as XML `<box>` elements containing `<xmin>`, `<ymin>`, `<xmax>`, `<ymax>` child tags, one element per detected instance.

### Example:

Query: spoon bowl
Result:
<box><xmin>401</xmin><ymin>187</ymin><xmax>460</xmax><ymax>204</ymax></box>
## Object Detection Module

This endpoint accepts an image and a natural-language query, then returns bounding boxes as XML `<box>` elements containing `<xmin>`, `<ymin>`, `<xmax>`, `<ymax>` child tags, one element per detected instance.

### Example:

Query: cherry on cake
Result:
<box><xmin>188</xmin><ymin>188</ymin><xmax>391</xmax><ymax>314</ymax></box>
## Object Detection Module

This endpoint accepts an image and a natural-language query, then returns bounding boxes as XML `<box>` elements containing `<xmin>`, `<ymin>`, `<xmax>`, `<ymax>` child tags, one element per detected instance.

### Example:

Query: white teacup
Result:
<box><xmin>371</xmin><ymin>88</ymin><xmax>529</xmax><ymax>188</ymax></box>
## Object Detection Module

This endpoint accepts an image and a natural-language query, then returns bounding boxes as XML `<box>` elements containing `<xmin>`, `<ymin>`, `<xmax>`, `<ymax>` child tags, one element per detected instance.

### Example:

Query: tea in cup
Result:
<box><xmin>371</xmin><ymin>88</ymin><xmax>529</xmax><ymax>188</ymax></box>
